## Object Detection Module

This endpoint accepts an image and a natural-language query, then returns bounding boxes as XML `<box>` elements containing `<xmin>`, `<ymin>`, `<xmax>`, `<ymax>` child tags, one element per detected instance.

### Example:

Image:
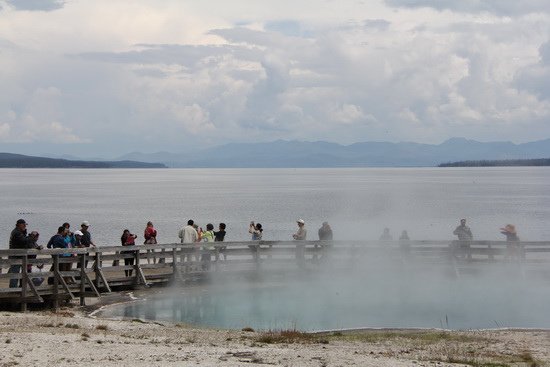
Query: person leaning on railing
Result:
<box><xmin>46</xmin><ymin>226</ymin><xmax>74</xmax><ymax>285</ymax></box>
<box><xmin>8</xmin><ymin>219</ymin><xmax>34</xmax><ymax>288</ymax></box>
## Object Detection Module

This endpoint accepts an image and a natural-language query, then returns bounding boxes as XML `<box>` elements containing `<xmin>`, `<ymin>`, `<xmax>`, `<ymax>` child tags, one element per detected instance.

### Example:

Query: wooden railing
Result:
<box><xmin>1</xmin><ymin>240</ymin><xmax>549</xmax><ymax>311</ymax></box>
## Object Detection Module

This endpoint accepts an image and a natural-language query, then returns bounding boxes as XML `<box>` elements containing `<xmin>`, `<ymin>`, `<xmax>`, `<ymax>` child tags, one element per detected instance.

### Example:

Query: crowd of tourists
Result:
<box><xmin>5</xmin><ymin>218</ymin><xmax>333</xmax><ymax>287</ymax></box>
<box><xmin>6</xmin><ymin>216</ymin><xmax>521</xmax><ymax>287</ymax></box>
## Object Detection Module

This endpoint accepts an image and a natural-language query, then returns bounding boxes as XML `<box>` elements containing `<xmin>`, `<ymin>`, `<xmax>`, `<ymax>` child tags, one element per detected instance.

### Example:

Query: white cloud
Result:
<box><xmin>385</xmin><ymin>0</ymin><xmax>550</xmax><ymax>17</ymax></box>
<box><xmin>330</xmin><ymin>104</ymin><xmax>367</xmax><ymax>125</ymax></box>
<box><xmin>1</xmin><ymin>0</ymin><xmax>550</xmax><ymax>155</ymax></box>
<box><xmin>0</xmin><ymin>122</ymin><xmax>10</xmax><ymax>137</ymax></box>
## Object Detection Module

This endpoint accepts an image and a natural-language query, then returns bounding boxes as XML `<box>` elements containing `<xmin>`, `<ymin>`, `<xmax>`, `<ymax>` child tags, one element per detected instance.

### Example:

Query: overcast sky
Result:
<box><xmin>1</xmin><ymin>0</ymin><xmax>549</xmax><ymax>158</ymax></box>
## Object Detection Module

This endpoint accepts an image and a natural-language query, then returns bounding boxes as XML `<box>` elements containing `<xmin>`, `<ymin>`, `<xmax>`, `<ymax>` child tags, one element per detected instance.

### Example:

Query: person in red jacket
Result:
<box><xmin>121</xmin><ymin>229</ymin><xmax>138</xmax><ymax>276</ymax></box>
<box><xmin>144</xmin><ymin>221</ymin><xmax>158</xmax><ymax>264</ymax></box>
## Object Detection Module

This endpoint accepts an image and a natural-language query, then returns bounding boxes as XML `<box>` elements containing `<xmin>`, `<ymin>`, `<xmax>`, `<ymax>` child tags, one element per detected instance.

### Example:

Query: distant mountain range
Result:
<box><xmin>114</xmin><ymin>138</ymin><xmax>550</xmax><ymax>168</ymax></box>
<box><xmin>0</xmin><ymin>153</ymin><xmax>166</xmax><ymax>168</ymax></box>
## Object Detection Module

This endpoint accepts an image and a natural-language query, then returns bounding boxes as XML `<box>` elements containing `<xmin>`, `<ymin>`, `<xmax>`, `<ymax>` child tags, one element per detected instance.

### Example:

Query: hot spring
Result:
<box><xmin>97</xmin><ymin>257</ymin><xmax>550</xmax><ymax>331</ymax></box>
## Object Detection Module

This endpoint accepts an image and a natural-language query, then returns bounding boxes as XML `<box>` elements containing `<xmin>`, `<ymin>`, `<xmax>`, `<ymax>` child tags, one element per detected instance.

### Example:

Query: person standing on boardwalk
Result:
<box><xmin>179</xmin><ymin>220</ymin><xmax>199</xmax><ymax>264</ymax></box>
<box><xmin>214</xmin><ymin>223</ymin><xmax>226</xmax><ymax>242</ymax></box>
<box><xmin>121</xmin><ymin>229</ymin><xmax>138</xmax><ymax>276</ymax></box>
<box><xmin>318</xmin><ymin>222</ymin><xmax>333</xmax><ymax>241</ymax></box>
<box><xmin>62</xmin><ymin>222</ymin><xmax>76</xmax><ymax>248</ymax></box>
<box><xmin>78</xmin><ymin>221</ymin><xmax>94</xmax><ymax>270</ymax></box>
<box><xmin>47</xmin><ymin>226</ymin><xmax>72</xmax><ymax>284</ymax></box>
<box><xmin>500</xmin><ymin>224</ymin><xmax>522</xmax><ymax>260</ymax></box>
<box><xmin>144</xmin><ymin>221</ymin><xmax>158</xmax><ymax>264</ymax></box>
<box><xmin>379</xmin><ymin>227</ymin><xmax>393</xmax><ymax>241</ymax></box>
<box><xmin>453</xmin><ymin>219</ymin><xmax>473</xmax><ymax>241</ymax></box>
<box><xmin>79</xmin><ymin>221</ymin><xmax>95</xmax><ymax>248</ymax></box>
<box><xmin>179</xmin><ymin>220</ymin><xmax>198</xmax><ymax>243</ymax></box>
<box><xmin>293</xmin><ymin>219</ymin><xmax>307</xmax><ymax>240</ymax></box>
<box><xmin>215</xmin><ymin>223</ymin><xmax>227</xmax><ymax>260</ymax></box>
<box><xmin>453</xmin><ymin>218</ymin><xmax>473</xmax><ymax>259</ymax></box>
<box><xmin>200</xmin><ymin>223</ymin><xmax>215</xmax><ymax>270</ymax></box>
<box><xmin>8</xmin><ymin>219</ymin><xmax>33</xmax><ymax>288</ymax></box>
<box><xmin>249</xmin><ymin>221</ymin><xmax>263</xmax><ymax>240</ymax></box>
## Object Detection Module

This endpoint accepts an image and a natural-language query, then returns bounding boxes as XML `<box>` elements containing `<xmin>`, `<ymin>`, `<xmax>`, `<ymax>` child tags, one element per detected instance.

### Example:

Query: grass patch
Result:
<box><xmin>329</xmin><ymin>330</ymin><xmax>487</xmax><ymax>345</ymax></box>
<box><xmin>241</xmin><ymin>327</ymin><xmax>255</xmax><ymax>332</ymax></box>
<box><xmin>95</xmin><ymin>324</ymin><xmax>108</xmax><ymax>331</ymax></box>
<box><xmin>64</xmin><ymin>323</ymin><xmax>80</xmax><ymax>329</ymax></box>
<box><xmin>427</xmin><ymin>344</ymin><xmax>542</xmax><ymax>367</ymax></box>
<box><xmin>256</xmin><ymin>329</ymin><xmax>328</xmax><ymax>344</ymax></box>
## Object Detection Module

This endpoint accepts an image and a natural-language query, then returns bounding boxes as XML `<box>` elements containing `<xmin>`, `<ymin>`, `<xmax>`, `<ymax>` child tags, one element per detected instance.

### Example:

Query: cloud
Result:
<box><xmin>0</xmin><ymin>122</ymin><xmax>10</xmax><ymax>137</ymax></box>
<box><xmin>330</xmin><ymin>104</ymin><xmax>368</xmax><ymax>125</ymax></box>
<box><xmin>1</xmin><ymin>0</ymin><xmax>550</xmax><ymax>157</ymax></box>
<box><xmin>385</xmin><ymin>0</ymin><xmax>550</xmax><ymax>16</ymax></box>
<box><xmin>514</xmin><ymin>40</ymin><xmax>550</xmax><ymax>100</ymax></box>
<box><xmin>5</xmin><ymin>0</ymin><xmax>65</xmax><ymax>12</ymax></box>
<box><xmin>363</xmin><ymin>19</ymin><xmax>391</xmax><ymax>31</ymax></box>
<box><xmin>0</xmin><ymin>87</ymin><xmax>86</xmax><ymax>143</ymax></box>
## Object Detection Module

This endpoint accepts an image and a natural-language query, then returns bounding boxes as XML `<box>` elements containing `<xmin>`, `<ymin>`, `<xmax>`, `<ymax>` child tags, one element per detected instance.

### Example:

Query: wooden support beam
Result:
<box><xmin>52</xmin><ymin>255</ymin><xmax>59</xmax><ymax>311</ymax></box>
<box><xmin>21</xmin><ymin>255</ymin><xmax>28</xmax><ymax>312</ymax></box>
<box><xmin>94</xmin><ymin>252</ymin><xmax>111</xmax><ymax>293</ymax></box>
<box><xmin>172</xmin><ymin>248</ymin><xmax>184</xmax><ymax>283</ymax></box>
<box><xmin>134</xmin><ymin>250</ymin><xmax>148</xmax><ymax>287</ymax></box>
<box><xmin>79</xmin><ymin>254</ymin><xmax>86</xmax><ymax>306</ymax></box>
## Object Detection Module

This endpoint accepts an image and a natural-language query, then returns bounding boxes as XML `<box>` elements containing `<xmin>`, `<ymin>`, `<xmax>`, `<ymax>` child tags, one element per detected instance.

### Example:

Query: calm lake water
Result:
<box><xmin>1</xmin><ymin>167</ymin><xmax>550</xmax><ymax>247</ymax></box>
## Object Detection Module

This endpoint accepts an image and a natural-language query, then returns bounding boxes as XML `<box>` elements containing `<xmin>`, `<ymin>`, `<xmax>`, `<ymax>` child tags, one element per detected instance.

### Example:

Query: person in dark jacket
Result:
<box><xmin>79</xmin><ymin>221</ymin><xmax>95</xmax><ymax>248</ymax></box>
<box><xmin>214</xmin><ymin>223</ymin><xmax>227</xmax><ymax>260</ymax></box>
<box><xmin>47</xmin><ymin>226</ymin><xmax>72</xmax><ymax>284</ymax></box>
<box><xmin>8</xmin><ymin>219</ymin><xmax>33</xmax><ymax>288</ymax></box>
<box><xmin>318</xmin><ymin>222</ymin><xmax>333</xmax><ymax>241</ymax></box>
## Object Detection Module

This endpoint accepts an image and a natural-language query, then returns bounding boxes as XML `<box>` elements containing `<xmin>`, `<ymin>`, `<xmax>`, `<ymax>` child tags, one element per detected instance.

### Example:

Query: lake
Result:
<box><xmin>1</xmin><ymin>167</ymin><xmax>550</xmax><ymax>247</ymax></box>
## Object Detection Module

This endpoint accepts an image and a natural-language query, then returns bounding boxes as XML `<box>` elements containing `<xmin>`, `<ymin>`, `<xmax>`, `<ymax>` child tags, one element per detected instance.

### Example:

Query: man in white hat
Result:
<box><xmin>293</xmin><ymin>219</ymin><xmax>307</xmax><ymax>240</ymax></box>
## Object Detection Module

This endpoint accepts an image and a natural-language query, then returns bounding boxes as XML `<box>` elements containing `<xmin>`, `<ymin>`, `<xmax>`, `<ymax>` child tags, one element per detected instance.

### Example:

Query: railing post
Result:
<box><xmin>134</xmin><ymin>249</ymin><xmax>140</xmax><ymax>285</ymax></box>
<box><xmin>94</xmin><ymin>252</ymin><xmax>102</xmax><ymax>289</ymax></box>
<box><xmin>172</xmin><ymin>248</ymin><xmax>181</xmax><ymax>282</ymax></box>
<box><xmin>21</xmin><ymin>255</ymin><xmax>28</xmax><ymax>312</ymax></box>
<box><xmin>52</xmin><ymin>254</ymin><xmax>59</xmax><ymax>311</ymax></box>
<box><xmin>214</xmin><ymin>246</ymin><xmax>220</xmax><ymax>272</ymax></box>
<box><xmin>296</xmin><ymin>243</ymin><xmax>305</xmax><ymax>268</ymax></box>
<box><xmin>79</xmin><ymin>253</ymin><xmax>86</xmax><ymax>306</ymax></box>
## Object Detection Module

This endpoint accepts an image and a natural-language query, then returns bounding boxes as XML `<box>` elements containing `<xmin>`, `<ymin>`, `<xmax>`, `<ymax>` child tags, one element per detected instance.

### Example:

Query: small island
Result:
<box><xmin>0</xmin><ymin>153</ymin><xmax>166</xmax><ymax>168</ymax></box>
<box><xmin>439</xmin><ymin>158</ymin><xmax>550</xmax><ymax>167</ymax></box>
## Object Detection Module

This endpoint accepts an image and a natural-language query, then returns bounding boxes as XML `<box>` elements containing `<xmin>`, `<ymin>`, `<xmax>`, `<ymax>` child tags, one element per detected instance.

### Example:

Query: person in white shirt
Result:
<box><xmin>293</xmin><ymin>219</ymin><xmax>307</xmax><ymax>240</ymax></box>
<box><xmin>179</xmin><ymin>219</ymin><xmax>198</xmax><ymax>243</ymax></box>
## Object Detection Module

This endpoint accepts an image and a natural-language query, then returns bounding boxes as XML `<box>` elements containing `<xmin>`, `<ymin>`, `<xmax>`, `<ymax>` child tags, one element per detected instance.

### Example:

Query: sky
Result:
<box><xmin>0</xmin><ymin>0</ymin><xmax>549</xmax><ymax>158</ymax></box>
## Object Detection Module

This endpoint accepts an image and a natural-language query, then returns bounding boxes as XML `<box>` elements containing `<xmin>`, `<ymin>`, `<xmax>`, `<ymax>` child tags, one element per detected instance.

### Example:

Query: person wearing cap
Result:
<box><xmin>293</xmin><ymin>219</ymin><xmax>307</xmax><ymax>240</ymax></box>
<box><xmin>79</xmin><ymin>221</ymin><xmax>95</xmax><ymax>248</ymax></box>
<box><xmin>8</xmin><ymin>219</ymin><xmax>34</xmax><ymax>288</ymax></box>
<box><xmin>73</xmin><ymin>230</ymin><xmax>84</xmax><ymax>248</ymax></box>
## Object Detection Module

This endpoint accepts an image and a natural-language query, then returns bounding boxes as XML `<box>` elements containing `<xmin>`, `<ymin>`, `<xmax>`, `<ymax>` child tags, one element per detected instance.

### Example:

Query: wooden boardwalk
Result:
<box><xmin>1</xmin><ymin>240</ymin><xmax>549</xmax><ymax>311</ymax></box>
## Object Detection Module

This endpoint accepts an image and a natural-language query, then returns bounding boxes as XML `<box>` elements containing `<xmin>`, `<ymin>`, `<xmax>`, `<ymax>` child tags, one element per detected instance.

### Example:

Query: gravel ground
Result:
<box><xmin>0</xmin><ymin>302</ymin><xmax>549</xmax><ymax>367</ymax></box>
